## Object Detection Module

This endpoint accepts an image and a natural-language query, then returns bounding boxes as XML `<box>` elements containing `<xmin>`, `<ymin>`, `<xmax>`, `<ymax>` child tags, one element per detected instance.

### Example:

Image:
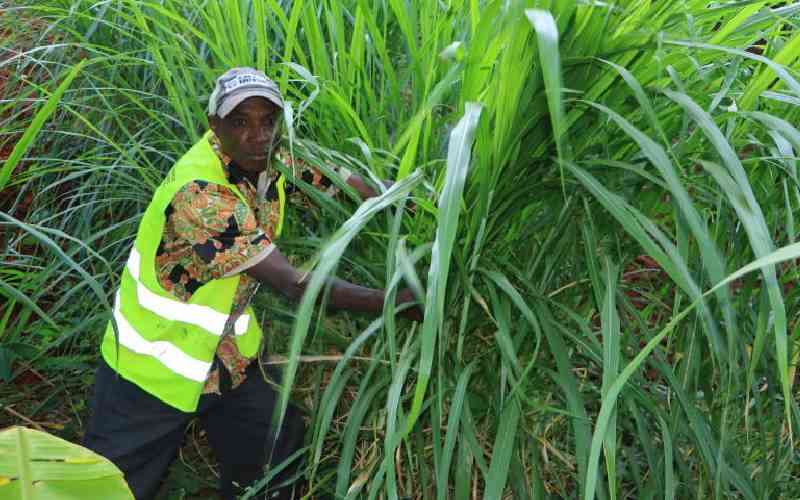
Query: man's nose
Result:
<box><xmin>252</xmin><ymin>125</ymin><xmax>271</xmax><ymax>143</ymax></box>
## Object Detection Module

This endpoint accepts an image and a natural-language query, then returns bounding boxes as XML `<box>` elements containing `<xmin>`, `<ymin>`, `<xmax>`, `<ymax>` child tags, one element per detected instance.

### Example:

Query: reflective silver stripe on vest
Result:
<box><xmin>112</xmin><ymin>292</ymin><xmax>211</xmax><ymax>382</ymax></box>
<box><xmin>127</xmin><ymin>248</ymin><xmax>250</xmax><ymax>336</ymax></box>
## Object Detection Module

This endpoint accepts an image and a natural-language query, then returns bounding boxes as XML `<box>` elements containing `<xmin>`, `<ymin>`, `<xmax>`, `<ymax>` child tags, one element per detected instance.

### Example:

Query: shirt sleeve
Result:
<box><xmin>168</xmin><ymin>180</ymin><xmax>275</xmax><ymax>279</ymax></box>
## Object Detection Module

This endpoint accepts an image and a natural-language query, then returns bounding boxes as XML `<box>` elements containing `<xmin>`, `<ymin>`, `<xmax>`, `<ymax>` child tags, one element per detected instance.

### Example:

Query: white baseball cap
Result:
<box><xmin>207</xmin><ymin>67</ymin><xmax>284</xmax><ymax>118</ymax></box>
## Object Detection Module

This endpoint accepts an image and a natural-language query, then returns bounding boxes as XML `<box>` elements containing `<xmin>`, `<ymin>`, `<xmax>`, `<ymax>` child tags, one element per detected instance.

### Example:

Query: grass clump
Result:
<box><xmin>2</xmin><ymin>1</ymin><xmax>800</xmax><ymax>498</ymax></box>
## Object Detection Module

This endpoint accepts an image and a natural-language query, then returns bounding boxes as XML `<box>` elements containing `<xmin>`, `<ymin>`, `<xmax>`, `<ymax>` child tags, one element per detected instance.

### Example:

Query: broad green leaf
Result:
<box><xmin>0</xmin><ymin>427</ymin><xmax>133</xmax><ymax>500</ymax></box>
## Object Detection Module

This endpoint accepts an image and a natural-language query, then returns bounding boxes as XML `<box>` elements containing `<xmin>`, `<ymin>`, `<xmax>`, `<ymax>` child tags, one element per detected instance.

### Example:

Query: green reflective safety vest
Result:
<box><xmin>102</xmin><ymin>131</ymin><xmax>285</xmax><ymax>412</ymax></box>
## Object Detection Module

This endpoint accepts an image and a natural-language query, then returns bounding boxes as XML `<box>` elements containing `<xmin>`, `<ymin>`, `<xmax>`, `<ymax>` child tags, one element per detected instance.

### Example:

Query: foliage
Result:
<box><xmin>0</xmin><ymin>426</ymin><xmax>133</xmax><ymax>499</ymax></box>
<box><xmin>2</xmin><ymin>0</ymin><xmax>800</xmax><ymax>498</ymax></box>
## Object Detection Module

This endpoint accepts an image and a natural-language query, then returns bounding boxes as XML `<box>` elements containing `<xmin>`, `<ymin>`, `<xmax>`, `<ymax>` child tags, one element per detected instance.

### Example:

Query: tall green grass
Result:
<box><xmin>2</xmin><ymin>0</ymin><xmax>800</xmax><ymax>498</ymax></box>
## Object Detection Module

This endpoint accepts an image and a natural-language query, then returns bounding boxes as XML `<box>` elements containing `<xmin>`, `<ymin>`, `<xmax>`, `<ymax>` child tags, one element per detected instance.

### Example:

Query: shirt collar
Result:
<box><xmin>225</xmin><ymin>161</ymin><xmax>252</xmax><ymax>186</ymax></box>
<box><xmin>207</xmin><ymin>130</ymin><xmax>276</xmax><ymax>188</ymax></box>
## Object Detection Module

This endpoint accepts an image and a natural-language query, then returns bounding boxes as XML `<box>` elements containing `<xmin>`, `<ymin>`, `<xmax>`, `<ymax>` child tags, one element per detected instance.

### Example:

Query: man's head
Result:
<box><xmin>208</xmin><ymin>67</ymin><xmax>284</xmax><ymax>175</ymax></box>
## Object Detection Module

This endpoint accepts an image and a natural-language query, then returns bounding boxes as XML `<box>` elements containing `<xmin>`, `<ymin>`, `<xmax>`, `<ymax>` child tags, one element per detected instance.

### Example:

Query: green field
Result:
<box><xmin>2</xmin><ymin>1</ymin><xmax>800</xmax><ymax>498</ymax></box>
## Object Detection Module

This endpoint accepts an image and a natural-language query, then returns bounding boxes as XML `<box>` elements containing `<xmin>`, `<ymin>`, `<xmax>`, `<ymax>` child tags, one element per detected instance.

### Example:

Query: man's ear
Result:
<box><xmin>208</xmin><ymin>115</ymin><xmax>220</xmax><ymax>133</ymax></box>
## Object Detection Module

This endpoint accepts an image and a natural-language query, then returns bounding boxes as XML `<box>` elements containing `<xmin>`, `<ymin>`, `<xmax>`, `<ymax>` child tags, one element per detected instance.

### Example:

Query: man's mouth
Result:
<box><xmin>247</xmin><ymin>142</ymin><xmax>275</xmax><ymax>159</ymax></box>
<box><xmin>247</xmin><ymin>148</ymin><xmax>271</xmax><ymax>159</ymax></box>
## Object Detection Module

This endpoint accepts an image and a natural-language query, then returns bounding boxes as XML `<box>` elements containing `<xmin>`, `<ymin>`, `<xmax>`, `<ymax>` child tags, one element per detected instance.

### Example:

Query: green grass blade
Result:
<box><xmin>276</xmin><ymin>172</ymin><xmax>423</xmax><ymax>436</ymax></box>
<box><xmin>0</xmin><ymin>59</ymin><xmax>87</xmax><ymax>191</ymax></box>
<box><xmin>407</xmin><ymin>103</ymin><xmax>482</xmax><ymax>432</ymax></box>
<box><xmin>599</xmin><ymin>260</ymin><xmax>620</xmax><ymax>500</ymax></box>
<box><xmin>658</xmin><ymin>417</ymin><xmax>676</xmax><ymax>500</ymax></box>
<box><xmin>481</xmin><ymin>400</ymin><xmax>521</xmax><ymax>500</ymax></box>
<box><xmin>527</xmin><ymin>8</ymin><xmax>570</xmax><ymax>190</ymax></box>
<box><xmin>665</xmin><ymin>40</ymin><xmax>800</xmax><ymax>105</ymax></box>
<box><xmin>583</xmin><ymin>241</ymin><xmax>800</xmax><ymax>500</ymax></box>
<box><xmin>0</xmin><ymin>277</ymin><xmax>59</xmax><ymax>331</ymax></box>
<box><xmin>581</xmin><ymin>99</ymin><xmax>733</xmax><ymax>355</ymax></box>
<box><xmin>436</xmin><ymin>362</ymin><xmax>476</xmax><ymax>500</ymax></box>
<box><xmin>740</xmin><ymin>30</ymin><xmax>800</xmax><ymax>111</ymax></box>
<box><xmin>666</xmin><ymin>89</ymin><xmax>791</xmax><ymax>429</ymax></box>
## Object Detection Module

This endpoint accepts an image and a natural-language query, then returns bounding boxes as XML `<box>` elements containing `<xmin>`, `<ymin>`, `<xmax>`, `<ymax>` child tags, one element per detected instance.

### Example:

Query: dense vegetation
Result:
<box><xmin>2</xmin><ymin>0</ymin><xmax>800</xmax><ymax>498</ymax></box>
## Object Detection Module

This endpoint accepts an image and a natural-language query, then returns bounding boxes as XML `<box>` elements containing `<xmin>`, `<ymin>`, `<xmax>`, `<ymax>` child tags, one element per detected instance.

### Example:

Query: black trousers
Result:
<box><xmin>83</xmin><ymin>358</ymin><xmax>305</xmax><ymax>500</ymax></box>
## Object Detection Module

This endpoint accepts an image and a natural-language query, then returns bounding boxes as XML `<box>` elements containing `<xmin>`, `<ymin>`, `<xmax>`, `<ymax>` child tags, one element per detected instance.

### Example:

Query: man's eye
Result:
<box><xmin>232</xmin><ymin>119</ymin><xmax>246</xmax><ymax>127</ymax></box>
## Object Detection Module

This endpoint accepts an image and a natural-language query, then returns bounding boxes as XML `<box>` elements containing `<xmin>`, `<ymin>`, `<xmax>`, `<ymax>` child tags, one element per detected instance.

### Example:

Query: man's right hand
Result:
<box><xmin>396</xmin><ymin>288</ymin><xmax>424</xmax><ymax>322</ymax></box>
<box><xmin>246</xmin><ymin>248</ymin><xmax>423</xmax><ymax>322</ymax></box>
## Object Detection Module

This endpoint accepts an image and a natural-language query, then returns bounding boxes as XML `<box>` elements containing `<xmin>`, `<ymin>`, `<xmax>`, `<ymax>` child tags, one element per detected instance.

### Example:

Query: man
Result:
<box><xmin>83</xmin><ymin>67</ymin><xmax>421</xmax><ymax>500</ymax></box>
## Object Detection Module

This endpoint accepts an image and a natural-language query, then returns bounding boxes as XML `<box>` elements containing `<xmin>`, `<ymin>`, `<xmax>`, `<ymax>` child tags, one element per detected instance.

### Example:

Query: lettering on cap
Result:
<box><xmin>222</xmin><ymin>74</ymin><xmax>271</xmax><ymax>93</ymax></box>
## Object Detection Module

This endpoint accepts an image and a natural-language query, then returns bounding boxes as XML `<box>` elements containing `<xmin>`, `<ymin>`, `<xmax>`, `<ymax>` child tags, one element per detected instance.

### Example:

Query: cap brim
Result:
<box><xmin>217</xmin><ymin>89</ymin><xmax>284</xmax><ymax>118</ymax></box>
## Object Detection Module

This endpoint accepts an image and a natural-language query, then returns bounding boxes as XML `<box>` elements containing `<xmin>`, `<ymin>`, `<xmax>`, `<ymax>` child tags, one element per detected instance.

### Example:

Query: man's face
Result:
<box><xmin>209</xmin><ymin>96</ymin><xmax>282</xmax><ymax>174</ymax></box>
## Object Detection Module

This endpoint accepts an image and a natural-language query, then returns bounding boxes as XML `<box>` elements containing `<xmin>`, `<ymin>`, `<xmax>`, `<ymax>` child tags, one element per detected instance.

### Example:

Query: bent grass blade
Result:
<box><xmin>275</xmin><ymin>172</ymin><xmax>424</xmax><ymax>436</ymax></box>
<box><xmin>406</xmin><ymin>103</ymin><xmax>482</xmax><ymax>434</ymax></box>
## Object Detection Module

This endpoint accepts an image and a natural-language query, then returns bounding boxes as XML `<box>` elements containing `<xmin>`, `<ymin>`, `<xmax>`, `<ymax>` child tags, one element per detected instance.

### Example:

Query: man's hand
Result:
<box><xmin>346</xmin><ymin>174</ymin><xmax>394</xmax><ymax>199</ymax></box>
<box><xmin>246</xmin><ymin>248</ymin><xmax>423</xmax><ymax>322</ymax></box>
<box><xmin>396</xmin><ymin>288</ymin><xmax>424</xmax><ymax>322</ymax></box>
<box><xmin>246</xmin><ymin>248</ymin><xmax>384</xmax><ymax>313</ymax></box>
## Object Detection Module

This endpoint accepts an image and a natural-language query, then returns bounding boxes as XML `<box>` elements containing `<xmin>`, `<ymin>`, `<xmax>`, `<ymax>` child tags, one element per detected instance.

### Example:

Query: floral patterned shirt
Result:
<box><xmin>155</xmin><ymin>132</ymin><xmax>336</xmax><ymax>394</ymax></box>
